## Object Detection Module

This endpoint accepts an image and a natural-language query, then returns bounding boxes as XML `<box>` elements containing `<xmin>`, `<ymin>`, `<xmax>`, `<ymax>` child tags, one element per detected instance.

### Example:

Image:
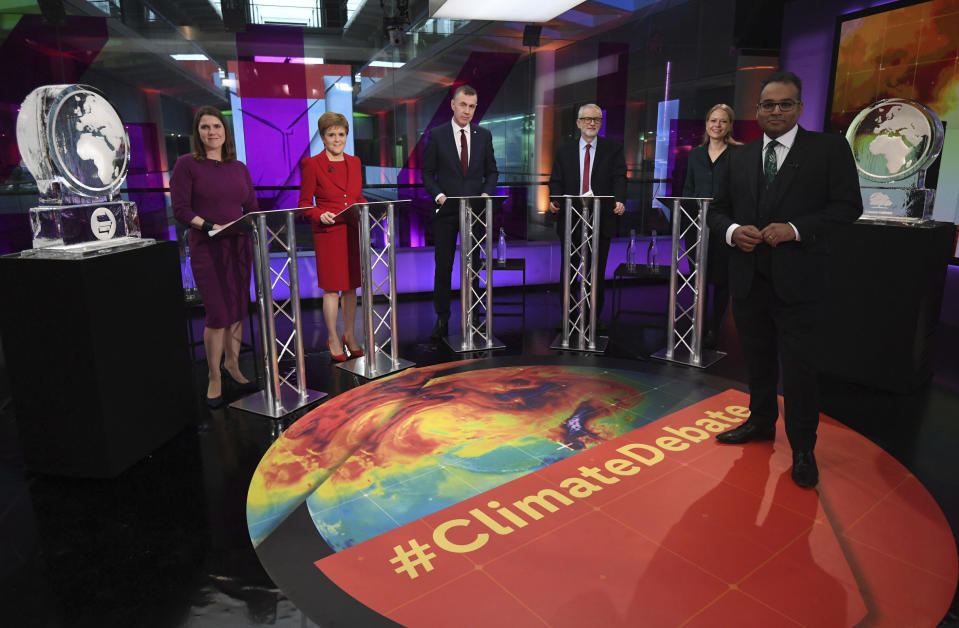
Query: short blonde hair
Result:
<box><xmin>701</xmin><ymin>104</ymin><xmax>742</xmax><ymax>146</ymax></box>
<box><xmin>318</xmin><ymin>111</ymin><xmax>349</xmax><ymax>136</ymax></box>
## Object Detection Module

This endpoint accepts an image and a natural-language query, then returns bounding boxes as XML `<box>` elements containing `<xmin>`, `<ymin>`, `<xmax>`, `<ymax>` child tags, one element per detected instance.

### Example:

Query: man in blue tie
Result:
<box><xmin>707</xmin><ymin>71</ymin><xmax>862</xmax><ymax>488</ymax></box>
<box><xmin>422</xmin><ymin>84</ymin><xmax>499</xmax><ymax>341</ymax></box>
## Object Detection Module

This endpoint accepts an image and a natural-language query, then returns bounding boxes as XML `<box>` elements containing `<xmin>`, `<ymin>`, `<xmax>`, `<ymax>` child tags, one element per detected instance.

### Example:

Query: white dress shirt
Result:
<box><xmin>761</xmin><ymin>123</ymin><xmax>797</xmax><ymax>173</ymax></box>
<box><xmin>725</xmin><ymin>124</ymin><xmax>801</xmax><ymax>245</ymax></box>
<box><xmin>435</xmin><ymin>120</ymin><xmax>472</xmax><ymax>206</ymax></box>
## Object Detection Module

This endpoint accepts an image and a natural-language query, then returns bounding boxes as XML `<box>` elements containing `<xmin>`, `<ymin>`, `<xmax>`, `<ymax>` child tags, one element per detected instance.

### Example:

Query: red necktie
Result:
<box><xmin>582</xmin><ymin>143</ymin><xmax>591</xmax><ymax>194</ymax></box>
<box><xmin>460</xmin><ymin>129</ymin><xmax>468</xmax><ymax>174</ymax></box>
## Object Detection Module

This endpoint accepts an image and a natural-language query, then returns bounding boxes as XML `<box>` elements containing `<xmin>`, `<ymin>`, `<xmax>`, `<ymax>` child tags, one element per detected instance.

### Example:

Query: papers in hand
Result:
<box><xmin>209</xmin><ymin>216</ymin><xmax>241</xmax><ymax>236</ymax></box>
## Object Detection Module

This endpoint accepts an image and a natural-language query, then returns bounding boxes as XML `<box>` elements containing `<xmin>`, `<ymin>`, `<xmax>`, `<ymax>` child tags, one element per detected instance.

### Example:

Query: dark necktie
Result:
<box><xmin>460</xmin><ymin>129</ymin><xmax>468</xmax><ymax>174</ymax></box>
<box><xmin>582</xmin><ymin>143</ymin><xmax>591</xmax><ymax>194</ymax></box>
<box><xmin>764</xmin><ymin>139</ymin><xmax>779</xmax><ymax>186</ymax></box>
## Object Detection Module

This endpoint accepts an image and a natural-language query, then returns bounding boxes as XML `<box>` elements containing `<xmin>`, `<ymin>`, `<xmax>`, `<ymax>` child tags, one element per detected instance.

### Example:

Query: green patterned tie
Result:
<box><xmin>764</xmin><ymin>140</ymin><xmax>779</xmax><ymax>186</ymax></box>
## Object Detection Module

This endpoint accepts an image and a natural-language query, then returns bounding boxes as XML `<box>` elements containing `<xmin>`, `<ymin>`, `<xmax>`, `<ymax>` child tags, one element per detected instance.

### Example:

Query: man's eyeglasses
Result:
<box><xmin>578</xmin><ymin>117</ymin><xmax>603</xmax><ymax>124</ymax></box>
<box><xmin>758</xmin><ymin>100</ymin><xmax>799</xmax><ymax>113</ymax></box>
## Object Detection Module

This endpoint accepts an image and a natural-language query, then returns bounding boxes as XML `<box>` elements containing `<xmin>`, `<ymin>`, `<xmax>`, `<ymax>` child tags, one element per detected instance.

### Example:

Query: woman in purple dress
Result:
<box><xmin>171</xmin><ymin>106</ymin><xmax>259</xmax><ymax>408</ymax></box>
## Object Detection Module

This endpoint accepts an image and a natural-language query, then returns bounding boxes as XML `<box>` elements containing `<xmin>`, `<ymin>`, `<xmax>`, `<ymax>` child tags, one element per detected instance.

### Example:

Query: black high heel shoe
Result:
<box><xmin>221</xmin><ymin>368</ymin><xmax>259</xmax><ymax>393</ymax></box>
<box><xmin>205</xmin><ymin>395</ymin><xmax>225</xmax><ymax>409</ymax></box>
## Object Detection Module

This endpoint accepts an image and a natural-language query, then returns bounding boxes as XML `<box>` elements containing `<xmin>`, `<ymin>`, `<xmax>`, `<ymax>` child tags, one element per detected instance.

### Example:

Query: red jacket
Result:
<box><xmin>297</xmin><ymin>151</ymin><xmax>366</xmax><ymax>232</ymax></box>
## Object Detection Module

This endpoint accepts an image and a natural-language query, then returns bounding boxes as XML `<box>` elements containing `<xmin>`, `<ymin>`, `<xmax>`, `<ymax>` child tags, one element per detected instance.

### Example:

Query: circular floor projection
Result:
<box><xmin>247</xmin><ymin>357</ymin><xmax>957</xmax><ymax>627</ymax></box>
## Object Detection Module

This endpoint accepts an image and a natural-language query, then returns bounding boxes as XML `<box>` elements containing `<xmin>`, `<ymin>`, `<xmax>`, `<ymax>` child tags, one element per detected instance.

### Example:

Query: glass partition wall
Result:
<box><xmin>0</xmin><ymin>0</ymin><xmax>775</xmax><ymax>259</ymax></box>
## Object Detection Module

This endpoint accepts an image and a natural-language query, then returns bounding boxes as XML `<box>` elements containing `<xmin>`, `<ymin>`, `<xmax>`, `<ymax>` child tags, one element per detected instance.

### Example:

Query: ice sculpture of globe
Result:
<box><xmin>845</xmin><ymin>98</ymin><xmax>944</xmax><ymax>222</ymax></box>
<box><xmin>17</xmin><ymin>84</ymin><xmax>149</xmax><ymax>255</ymax></box>
<box><xmin>847</xmin><ymin>100</ymin><xmax>940</xmax><ymax>183</ymax></box>
<box><xmin>17</xmin><ymin>84</ymin><xmax>129</xmax><ymax>204</ymax></box>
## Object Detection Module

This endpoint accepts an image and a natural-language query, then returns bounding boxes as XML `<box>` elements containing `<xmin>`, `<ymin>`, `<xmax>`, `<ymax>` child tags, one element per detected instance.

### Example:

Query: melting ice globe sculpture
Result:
<box><xmin>845</xmin><ymin>98</ymin><xmax>944</xmax><ymax>223</ymax></box>
<box><xmin>16</xmin><ymin>84</ymin><xmax>151</xmax><ymax>256</ymax></box>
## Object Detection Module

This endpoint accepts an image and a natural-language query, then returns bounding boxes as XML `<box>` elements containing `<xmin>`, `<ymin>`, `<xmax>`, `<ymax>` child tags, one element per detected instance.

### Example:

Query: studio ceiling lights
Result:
<box><xmin>428</xmin><ymin>0</ymin><xmax>582</xmax><ymax>22</ymax></box>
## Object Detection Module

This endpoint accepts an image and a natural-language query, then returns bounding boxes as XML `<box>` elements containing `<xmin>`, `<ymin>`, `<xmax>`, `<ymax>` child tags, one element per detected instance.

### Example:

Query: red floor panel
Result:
<box><xmin>739</xmin><ymin>520</ymin><xmax>867</xmax><ymax>626</ymax></box>
<box><xmin>479</xmin><ymin>510</ymin><xmax>728</xmax><ymax>627</ymax></box>
<box><xmin>844</xmin><ymin>474</ymin><xmax>958</xmax><ymax>580</ymax></box>
<box><xmin>844</xmin><ymin>537</ymin><xmax>957</xmax><ymax>626</ymax></box>
<box><xmin>603</xmin><ymin>466</ymin><xmax>818</xmax><ymax>584</ymax></box>
<box><xmin>682</xmin><ymin>589</ymin><xmax>803</xmax><ymax>627</ymax></box>
<box><xmin>388</xmin><ymin>569</ymin><xmax>549</xmax><ymax>627</ymax></box>
<box><xmin>278</xmin><ymin>387</ymin><xmax>956</xmax><ymax>626</ymax></box>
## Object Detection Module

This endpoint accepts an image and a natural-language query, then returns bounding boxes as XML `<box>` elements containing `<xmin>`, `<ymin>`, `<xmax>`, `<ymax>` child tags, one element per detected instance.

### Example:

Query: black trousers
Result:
<box><xmin>555</xmin><ymin>220</ymin><xmax>611</xmax><ymax>321</ymax></box>
<box><xmin>731</xmin><ymin>271</ymin><xmax>822</xmax><ymax>452</ymax></box>
<box><xmin>685</xmin><ymin>229</ymin><xmax>730</xmax><ymax>337</ymax></box>
<box><xmin>432</xmin><ymin>209</ymin><xmax>484</xmax><ymax>319</ymax></box>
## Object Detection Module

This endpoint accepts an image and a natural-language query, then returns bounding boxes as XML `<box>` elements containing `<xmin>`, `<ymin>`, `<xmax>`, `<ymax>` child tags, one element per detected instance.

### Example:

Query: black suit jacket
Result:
<box><xmin>548</xmin><ymin>136</ymin><xmax>627</xmax><ymax>237</ymax></box>
<box><xmin>422</xmin><ymin>123</ymin><xmax>498</xmax><ymax>215</ymax></box>
<box><xmin>683</xmin><ymin>144</ymin><xmax>733</xmax><ymax>199</ymax></box>
<box><xmin>707</xmin><ymin>126</ymin><xmax>862</xmax><ymax>304</ymax></box>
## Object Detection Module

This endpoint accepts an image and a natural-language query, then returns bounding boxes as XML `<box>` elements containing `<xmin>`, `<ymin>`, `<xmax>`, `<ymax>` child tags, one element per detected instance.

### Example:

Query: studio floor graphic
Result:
<box><xmin>247</xmin><ymin>358</ymin><xmax>957</xmax><ymax>627</ymax></box>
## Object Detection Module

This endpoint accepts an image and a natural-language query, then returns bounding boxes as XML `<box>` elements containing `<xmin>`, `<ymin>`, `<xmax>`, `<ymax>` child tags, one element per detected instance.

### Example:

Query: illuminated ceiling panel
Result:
<box><xmin>429</xmin><ymin>0</ymin><xmax>584</xmax><ymax>22</ymax></box>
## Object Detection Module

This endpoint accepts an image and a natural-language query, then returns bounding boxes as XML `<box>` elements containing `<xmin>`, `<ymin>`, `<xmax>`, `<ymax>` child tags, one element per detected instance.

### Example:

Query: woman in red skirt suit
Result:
<box><xmin>298</xmin><ymin>112</ymin><xmax>366</xmax><ymax>361</ymax></box>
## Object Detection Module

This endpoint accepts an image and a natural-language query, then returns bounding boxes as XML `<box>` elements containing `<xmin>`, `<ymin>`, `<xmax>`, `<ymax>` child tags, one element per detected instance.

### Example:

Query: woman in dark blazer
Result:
<box><xmin>683</xmin><ymin>103</ymin><xmax>742</xmax><ymax>348</ymax></box>
<box><xmin>298</xmin><ymin>112</ymin><xmax>366</xmax><ymax>362</ymax></box>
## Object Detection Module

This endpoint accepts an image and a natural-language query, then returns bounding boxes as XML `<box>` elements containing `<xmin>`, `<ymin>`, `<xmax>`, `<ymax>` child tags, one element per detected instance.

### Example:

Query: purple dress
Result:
<box><xmin>171</xmin><ymin>154</ymin><xmax>259</xmax><ymax>329</ymax></box>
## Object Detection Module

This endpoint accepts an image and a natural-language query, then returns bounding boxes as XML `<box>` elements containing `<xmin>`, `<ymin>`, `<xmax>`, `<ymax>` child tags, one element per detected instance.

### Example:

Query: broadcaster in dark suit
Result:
<box><xmin>707</xmin><ymin>71</ymin><xmax>862</xmax><ymax>488</ymax></box>
<box><xmin>547</xmin><ymin>104</ymin><xmax>627</xmax><ymax>321</ymax></box>
<box><xmin>422</xmin><ymin>84</ymin><xmax>498</xmax><ymax>341</ymax></box>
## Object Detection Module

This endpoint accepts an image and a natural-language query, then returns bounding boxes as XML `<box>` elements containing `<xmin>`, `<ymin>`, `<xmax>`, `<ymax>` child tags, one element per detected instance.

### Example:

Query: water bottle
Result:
<box><xmin>647</xmin><ymin>229</ymin><xmax>658</xmax><ymax>270</ymax></box>
<box><xmin>181</xmin><ymin>235</ymin><xmax>200</xmax><ymax>302</ymax></box>
<box><xmin>626</xmin><ymin>229</ymin><xmax>637</xmax><ymax>271</ymax></box>
<box><xmin>497</xmin><ymin>227</ymin><xmax>507</xmax><ymax>263</ymax></box>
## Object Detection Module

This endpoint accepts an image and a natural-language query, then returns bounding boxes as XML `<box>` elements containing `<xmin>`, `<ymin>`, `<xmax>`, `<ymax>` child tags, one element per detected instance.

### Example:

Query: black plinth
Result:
<box><xmin>0</xmin><ymin>240</ymin><xmax>194</xmax><ymax>477</ymax></box>
<box><xmin>819</xmin><ymin>221</ymin><xmax>954</xmax><ymax>393</ymax></box>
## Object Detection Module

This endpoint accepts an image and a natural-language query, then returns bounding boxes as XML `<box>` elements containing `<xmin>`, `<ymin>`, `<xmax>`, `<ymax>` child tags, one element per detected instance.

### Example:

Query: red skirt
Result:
<box><xmin>313</xmin><ymin>222</ymin><xmax>361</xmax><ymax>291</ymax></box>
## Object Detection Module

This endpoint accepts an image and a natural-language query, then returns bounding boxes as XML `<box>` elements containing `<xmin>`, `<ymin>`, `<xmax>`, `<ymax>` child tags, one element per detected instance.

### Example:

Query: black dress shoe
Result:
<box><xmin>715</xmin><ymin>422</ymin><xmax>776</xmax><ymax>444</ymax></box>
<box><xmin>430</xmin><ymin>318</ymin><xmax>448</xmax><ymax>341</ymax></box>
<box><xmin>791</xmin><ymin>450</ymin><xmax>819</xmax><ymax>488</ymax></box>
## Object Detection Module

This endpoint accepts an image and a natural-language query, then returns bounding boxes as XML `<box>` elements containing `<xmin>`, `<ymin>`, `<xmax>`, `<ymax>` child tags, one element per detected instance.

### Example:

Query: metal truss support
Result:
<box><xmin>651</xmin><ymin>196</ymin><xmax>725</xmax><ymax>368</ymax></box>
<box><xmin>550</xmin><ymin>195</ymin><xmax>609</xmax><ymax>353</ymax></box>
<box><xmin>231</xmin><ymin>210</ymin><xmax>326</xmax><ymax>417</ymax></box>
<box><xmin>337</xmin><ymin>201</ymin><xmax>414</xmax><ymax>379</ymax></box>
<box><xmin>446</xmin><ymin>196</ymin><xmax>506</xmax><ymax>353</ymax></box>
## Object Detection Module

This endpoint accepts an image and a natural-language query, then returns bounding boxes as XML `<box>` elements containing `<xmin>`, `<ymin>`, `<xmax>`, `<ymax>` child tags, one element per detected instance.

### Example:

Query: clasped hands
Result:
<box><xmin>548</xmin><ymin>201</ymin><xmax>626</xmax><ymax>215</ymax></box>
<box><xmin>732</xmin><ymin>223</ymin><xmax>794</xmax><ymax>252</ymax></box>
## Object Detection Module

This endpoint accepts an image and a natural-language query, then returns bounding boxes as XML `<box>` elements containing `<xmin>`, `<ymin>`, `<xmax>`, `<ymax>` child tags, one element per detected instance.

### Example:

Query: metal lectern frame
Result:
<box><xmin>550</xmin><ymin>195</ymin><xmax>610</xmax><ymax>353</ymax></box>
<box><xmin>445</xmin><ymin>195</ymin><xmax>507</xmax><ymax>353</ymax></box>
<box><xmin>219</xmin><ymin>208</ymin><xmax>327</xmax><ymax>418</ymax></box>
<box><xmin>651</xmin><ymin>196</ymin><xmax>725</xmax><ymax>368</ymax></box>
<box><xmin>336</xmin><ymin>200</ymin><xmax>415</xmax><ymax>379</ymax></box>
